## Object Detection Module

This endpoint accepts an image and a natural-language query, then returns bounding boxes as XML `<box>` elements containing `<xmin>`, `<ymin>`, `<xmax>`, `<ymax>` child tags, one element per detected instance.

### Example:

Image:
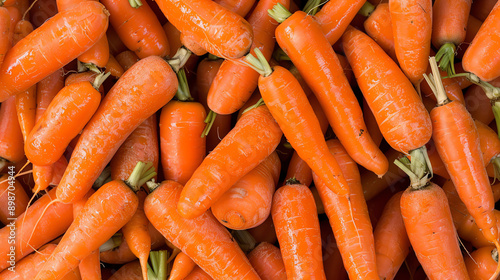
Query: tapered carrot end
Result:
<box><xmin>176</xmin><ymin>200</ymin><xmax>200</xmax><ymax>220</ymax></box>
<box><xmin>139</xmin><ymin>255</ymin><xmax>149</xmax><ymax>280</ymax></box>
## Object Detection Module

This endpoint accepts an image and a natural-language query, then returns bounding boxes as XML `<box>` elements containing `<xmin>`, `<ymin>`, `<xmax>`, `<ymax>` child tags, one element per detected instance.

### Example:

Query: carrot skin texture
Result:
<box><xmin>259</xmin><ymin>66</ymin><xmax>349</xmax><ymax>196</ymax></box>
<box><xmin>15</xmin><ymin>85</ymin><xmax>37</xmax><ymax>143</ymax></box>
<box><xmin>465</xmin><ymin>246</ymin><xmax>498</xmax><ymax>280</ymax></box>
<box><xmin>0</xmin><ymin>244</ymin><xmax>57</xmax><ymax>280</ymax></box>
<box><xmin>101</xmin><ymin>0</ymin><xmax>169</xmax><ymax>59</ymax></box>
<box><xmin>56</xmin><ymin>56</ymin><xmax>178</xmax><ymax>204</ymax></box>
<box><xmin>401</xmin><ymin>183</ymin><xmax>470</xmax><ymax>280</ymax></box>
<box><xmin>169</xmin><ymin>252</ymin><xmax>196</xmax><ymax>280</ymax></box>
<box><xmin>313</xmin><ymin>139</ymin><xmax>379</xmax><ymax>280</ymax></box>
<box><xmin>214</xmin><ymin>0</ymin><xmax>255</xmax><ymax>17</ymax></box>
<box><xmin>105</xmin><ymin>54</ymin><xmax>124</xmax><ymax>78</ymax></box>
<box><xmin>107</xmin><ymin>261</ymin><xmax>142</xmax><ymax>280</ymax></box>
<box><xmin>389</xmin><ymin>0</ymin><xmax>432</xmax><ymax>84</ymax></box>
<box><xmin>211</xmin><ymin>151</ymin><xmax>280</xmax><ymax>230</ymax></box>
<box><xmin>177</xmin><ymin>105</ymin><xmax>282</xmax><ymax>219</ymax></box>
<box><xmin>184</xmin><ymin>266</ymin><xmax>214</xmax><ymax>280</ymax></box>
<box><xmin>476</xmin><ymin>120</ymin><xmax>500</xmax><ymax>166</ymax></box>
<box><xmin>206</xmin><ymin>0</ymin><xmax>289</xmax><ymax>115</ymax></box>
<box><xmin>25</xmin><ymin>81</ymin><xmax>101</xmax><ymax>166</ymax></box>
<box><xmin>248</xmin><ymin>242</ymin><xmax>286</xmax><ymax>280</ymax></box>
<box><xmin>0</xmin><ymin>188</ymin><xmax>73</xmax><ymax>271</ymax></box>
<box><xmin>285</xmin><ymin>151</ymin><xmax>313</xmax><ymax>187</ymax></box>
<box><xmin>342</xmin><ymin>26</ymin><xmax>432</xmax><ymax>154</ymax></box>
<box><xmin>154</xmin><ymin>0</ymin><xmax>253</xmax><ymax>59</ymax></box>
<box><xmin>0</xmin><ymin>1</ymin><xmax>109</xmax><ymax>102</ymax></box>
<box><xmin>34</xmin><ymin>180</ymin><xmax>138</xmax><ymax>280</ymax></box>
<box><xmin>432</xmin><ymin>0</ymin><xmax>472</xmax><ymax>48</ymax></box>
<box><xmin>463</xmin><ymin>1</ymin><xmax>500</xmax><ymax>81</ymax></box>
<box><xmin>160</xmin><ymin>101</ymin><xmax>206</xmax><ymax>185</ymax></box>
<box><xmin>144</xmin><ymin>180</ymin><xmax>261</xmax><ymax>280</ymax></box>
<box><xmin>432</xmin><ymin>101</ymin><xmax>498</xmax><ymax>244</ymax></box>
<box><xmin>0</xmin><ymin>8</ymin><xmax>10</xmax><ymax>71</ymax></box>
<box><xmin>272</xmin><ymin>183</ymin><xmax>326</xmax><ymax>279</ymax></box>
<box><xmin>363</xmin><ymin>3</ymin><xmax>397</xmax><ymax>61</ymax></box>
<box><xmin>0</xmin><ymin>173</ymin><xmax>29</xmax><ymax>224</ymax></box>
<box><xmin>36</xmin><ymin>68</ymin><xmax>65</xmax><ymax>121</ymax></box>
<box><xmin>0</xmin><ymin>96</ymin><xmax>24</xmax><ymax>163</ymax></box>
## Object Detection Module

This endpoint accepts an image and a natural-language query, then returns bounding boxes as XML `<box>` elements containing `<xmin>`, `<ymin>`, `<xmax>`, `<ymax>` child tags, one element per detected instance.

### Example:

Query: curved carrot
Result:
<box><xmin>115</xmin><ymin>50</ymin><xmax>139</xmax><ymax>71</ymax></box>
<box><xmin>0</xmin><ymin>7</ymin><xmax>10</xmax><ymax>67</ymax></box>
<box><xmin>25</xmin><ymin>80</ymin><xmax>102</xmax><ymax>166</ymax></box>
<box><xmin>154</xmin><ymin>0</ymin><xmax>253</xmax><ymax>59</ymax></box>
<box><xmin>56</xmin><ymin>55</ymin><xmax>177</xmax><ymax>204</ymax></box>
<box><xmin>169</xmin><ymin>252</ymin><xmax>196</xmax><ymax>280</ymax></box>
<box><xmin>389</xmin><ymin>0</ymin><xmax>432</xmax><ymax>85</ymax></box>
<box><xmin>0</xmin><ymin>1</ymin><xmax>109</xmax><ymax>102</ymax></box>
<box><xmin>463</xmin><ymin>1</ymin><xmax>500</xmax><ymax>82</ymax></box>
<box><xmin>0</xmin><ymin>173</ymin><xmax>29</xmax><ymax>224</ymax></box>
<box><xmin>34</xmin><ymin>180</ymin><xmax>139</xmax><ymax>280</ymax></box>
<box><xmin>363</xmin><ymin>3</ymin><xmax>397</xmax><ymax>61</ymax></box>
<box><xmin>272</xmin><ymin>9</ymin><xmax>388</xmax><ymax>176</ymax></box>
<box><xmin>15</xmin><ymin>85</ymin><xmax>36</xmax><ymax>143</ymax></box>
<box><xmin>313</xmin><ymin>139</ymin><xmax>379</xmax><ymax>280</ymax></box>
<box><xmin>144</xmin><ymin>180</ymin><xmax>261</xmax><ymax>280</ymax></box>
<box><xmin>104</xmin><ymin>54</ymin><xmax>124</xmax><ymax>78</ymax></box>
<box><xmin>465</xmin><ymin>246</ymin><xmax>499</xmax><ymax>280</ymax></box>
<box><xmin>0</xmin><ymin>187</ymin><xmax>73</xmax><ymax>271</ymax></box>
<box><xmin>373</xmin><ymin>191</ymin><xmax>410</xmax><ymax>280</ymax></box>
<box><xmin>272</xmin><ymin>182</ymin><xmax>326</xmax><ymax>279</ymax></box>
<box><xmin>247</xmin><ymin>242</ymin><xmax>286</xmax><ymax>280</ymax></box>
<box><xmin>0</xmin><ymin>244</ymin><xmax>57</xmax><ymax>280</ymax></box>
<box><xmin>177</xmin><ymin>105</ymin><xmax>282</xmax><ymax>219</ymax></box>
<box><xmin>211</xmin><ymin>151</ymin><xmax>280</xmax><ymax>230</ymax></box>
<box><xmin>342</xmin><ymin>26</ymin><xmax>432</xmax><ymax>154</ymax></box>
<box><xmin>206</xmin><ymin>0</ymin><xmax>289</xmax><ymax>115</ymax></box>
<box><xmin>101</xmin><ymin>0</ymin><xmax>169</xmax><ymax>59</ymax></box>
<box><xmin>0</xmin><ymin>97</ymin><xmax>24</xmax><ymax>166</ymax></box>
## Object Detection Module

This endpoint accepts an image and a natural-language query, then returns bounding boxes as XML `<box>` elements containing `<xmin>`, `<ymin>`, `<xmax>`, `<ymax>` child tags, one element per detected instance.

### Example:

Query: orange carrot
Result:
<box><xmin>107</xmin><ymin>261</ymin><xmax>142</xmax><ymax>280</ymax></box>
<box><xmin>183</xmin><ymin>266</ymin><xmax>213</xmax><ymax>280</ymax></box>
<box><xmin>284</xmin><ymin>151</ymin><xmax>313</xmax><ymax>187</ymax></box>
<box><xmin>363</xmin><ymin>3</ymin><xmax>397</xmax><ymax>61</ymax></box>
<box><xmin>247</xmin><ymin>215</ymin><xmax>277</xmax><ymax>245</ymax></box>
<box><xmin>0</xmin><ymin>173</ymin><xmax>29</xmax><ymax>224</ymax></box>
<box><xmin>320</xmin><ymin>220</ymin><xmax>349</xmax><ymax>280</ymax></box>
<box><xmin>247</xmin><ymin>242</ymin><xmax>286</xmax><ymax>280</ymax></box>
<box><xmin>104</xmin><ymin>54</ymin><xmax>124</xmax><ymax>78</ymax></box>
<box><xmin>15</xmin><ymin>84</ymin><xmax>36</xmax><ymax>143</ymax></box>
<box><xmin>0</xmin><ymin>244</ymin><xmax>57</xmax><ymax>280</ymax></box>
<box><xmin>0</xmin><ymin>7</ymin><xmax>10</xmax><ymax>67</ymax></box>
<box><xmin>144</xmin><ymin>180</ymin><xmax>261</xmax><ymax>280</ymax></box>
<box><xmin>214</xmin><ymin>0</ymin><xmax>255</xmax><ymax>17</ymax></box>
<box><xmin>169</xmin><ymin>252</ymin><xmax>196</xmax><ymax>280</ymax></box>
<box><xmin>465</xmin><ymin>246</ymin><xmax>499</xmax><ymax>280</ymax></box>
<box><xmin>0</xmin><ymin>96</ymin><xmax>24</xmax><ymax>168</ymax></box>
<box><xmin>115</xmin><ymin>50</ymin><xmax>140</xmax><ymax>72</ymax></box>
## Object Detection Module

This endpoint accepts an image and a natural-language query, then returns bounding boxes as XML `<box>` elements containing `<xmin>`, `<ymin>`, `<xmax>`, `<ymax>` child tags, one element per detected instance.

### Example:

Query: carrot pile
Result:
<box><xmin>2</xmin><ymin>0</ymin><xmax>500</xmax><ymax>279</ymax></box>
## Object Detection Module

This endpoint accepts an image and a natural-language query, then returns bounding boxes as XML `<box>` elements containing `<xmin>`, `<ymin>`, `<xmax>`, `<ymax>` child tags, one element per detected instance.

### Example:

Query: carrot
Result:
<box><xmin>270</xmin><ymin>7</ymin><xmax>388</xmax><ymax>176</ymax></box>
<box><xmin>320</xmin><ymin>220</ymin><xmax>349</xmax><ymax>280</ymax></box>
<box><xmin>177</xmin><ymin>105</ymin><xmax>282</xmax><ymax>219</ymax></box>
<box><xmin>15</xmin><ymin>85</ymin><xmax>36</xmax><ymax>143</ymax></box>
<box><xmin>104</xmin><ymin>54</ymin><xmax>124</xmax><ymax>78</ymax></box>
<box><xmin>463</xmin><ymin>1</ymin><xmax>500</xmax><ymax>82</ymax></box>
<box><xmin>107</xmin><ymin>261</ymin><xmax>142</xmax><ymax>280</ymax></box>
<box><xmin>154</xmin><ymin>0</ymin><xmax>253</xmax><ymax>59</ymax></box>
<box><xmin>247</xmin><ymin>215</ymin><xmax>277</xmax><ymax>245</ymax></box>
<box><xmin>0</xmin><ymin>187</ymin><xmax>73</xmax><ymax>271</ymax></box>
<box><xmin>456</xmin><ymin>15</ymin><xmax>483</xmax><ymax>59</ymax></box>
<box><xmin>476</xmin><ymin>119</ymin><xmax>500</xmax><ymax>172</ymax></box>
<box><xmin>11</xmin><ymin>19</ymin><xmax>33</xmax><ymax>46</ymax></box>
<box><xmin>162</xmin><ymin>22</ymin><xmax>181</xmax><ymax>57</ymax></box>
<box><xmin>0</xmin><ymin>7</ymin><xmax>10</xmax><ymax>67</ymax></box>
<box><xmin>5</xmin><ymin>6</ymin><xmax>19</xmax><ymax>48</ymax></box>
<box><xmin>36</xmin><ymin>68</ymin><xmax>64</xmax><ymax>121</ymax></box>
<box><xmin>0</xmin><ymin>96</ymin><xmax>24</xmax><ymax>169</ymax></box>
<box><xmin>0</xmin><ymin>244</ymin><xmax>57</xmax><ymax>280</ymax></box>
<box><xmin>0</xmin><ymin>1</ymin><xmax>109</xmax><ymax>102</ymax></box>
<box><xmin>160</xmin><ymin>70</ymin><xmax>206</xmax><ymax>185</ymax></box>
<box><xmin>425</xmin><ymin>56</ymin><xmax>500</xmax><ymax>279</ymax></box>
<box><xmin>214</xmin><ymin>0</ymin><xmax>255</xmax><ymax>17</ymax></box>
<box><xmin>465</xmin><ymin>246</ymin><xmax>499</xmax><ymax>280</ymax></box>
<box><xmin>115</xmin><ymin>50</ymin><xmax>140</xmax><ymax>71</ymax></box>
<box><xmin>432</xmin><ymin>0</ymin><xmax>472</xmax><ymax>76</ymax></box>
<box><xmin>389</xmin><ymin>0</ymin><xmax>432</xmax><ymax>85</ymax></box>
<box><xmin>101</xmin><ymin>0</ymin><xmax>169</xmax><ymax>59</ymax></box>
<box><xmin>471</xmin><ymin>0</ymin><xmax>498</xmax><ymax>21</ymax></box>
<box><xmin>211</xmin><ymin>151</ymin><xmax>280</xmax><ymax>230</ymax></box>
<box><xmin>373</xmin><ymin>191</ymin><xmax>410</xmax><ymax>280</ymax></box>
<box><xmin>421</xmin><ymin>67</ymin><xmax>465</xmax><ymax>104</ymax></box>
<box><xmin>342</xmin><ymin>26</ymin><xmax>432</xmax><ymax>154</ymax></box>
<box><xmin>313</xmin><ymin>139</ymin><xmax>379</xmax><ymax>280</ymax></box>
<box><xmin>0</xmin><ymin>173</ymin><xmax>29</xmax><ymax>224</ymax></box>
<box><xmin>363</xmin><ymin>3</ymin><xmax>397</xmax><ymax>61</ymax></box>
<box><xmin>272</xmin><ymin>182</ymin><xmax>326</xmax><ymax>279</ymax></box>
<box><xmin>246</xmin><ymin>52</ymin><xmax>350</xmax><ymax>197</ymax></box>
<box><xmin>183</xmin><ymin>266</ymin><xmax>213</xmax><ymax>280</ymax></box>
<box><xmin>106</xmin><ymin>26</ymin><xmax>127</xmax><ymax>55</ymax></box>
<box><xmin>206</xmin><ymin>0</ymin><xmax>289</xmax><ymax>115</ymax></box>
<box><xmin>144</xmin><ymin>180</ymin><xmax>261</xmax><ymax>280</ymax></box>
<box><xmin>425</xmin><ymin>140</ymin><xmax>450</xmax><ymax>179</ymax></box>
<box><xmin>284</xmin><ymin>151</ymin><xmax>313</xmax><ymax>187</ymax></box>
<box><xmin>56</xmin><ymin>55</ymin><xmax>177</xmax><ymax>204</ymax></box>
<box><xmin>26</xmin><ymin>78</ymin><xmax>104</xmax><ymax>166</ymax></box>
<box><xmin>247</xmin><ymin>242</ymin><xmax>286</xmax><ymax>280</ymax></box>
<box><xmin>169</xmin><ymin>252</ymin><xmax>196</xmax><ymax>280</ymax></box>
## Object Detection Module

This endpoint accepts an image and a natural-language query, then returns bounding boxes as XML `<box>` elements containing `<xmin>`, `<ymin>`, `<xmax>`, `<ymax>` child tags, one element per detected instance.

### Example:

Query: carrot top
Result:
<box><xmin>394</xmin><ymin>147</ymin><xmax>433</xmax><ymax>190</ymax></box>
<box><xmin>147</xmin><ymin>250</ymin><xmax>170</xmax><ymax>280</ymax></box>
<box><xmin>268</xmin><ymin>3</ymin><xmax>292</xmax><ymax>24</ymax></box>
<box><xmin>436</xmin><ymin>43</ymin><xmax>457</xmax><ymax>76</ymax></box>
<box><xmin>175</xmin><ymin>69</ymin><xmax>193</xmax><ymax>102</ymax></box>
<box><xmin>100</xmin><ymin>233</ymin><xmax>123</xmax><ymax>252</ymax></box>
<box><xmin>245</xmin><ymin>48</ymin><xmax>273</xmax><ymax>77</ymax></box>
<box><xmin>126</xmin><ymin>161</ymin><xmax>157</xmax><ymax>191</ymax></box>
<box><xmin>129</xmin><ymin>0</ymin><xmax>142</xmax><ymax>8</ymax></box>
<box><xmin>357</xmin><ymin>1</ymin><xmax>375</xmax><ymax>17</ymax></box>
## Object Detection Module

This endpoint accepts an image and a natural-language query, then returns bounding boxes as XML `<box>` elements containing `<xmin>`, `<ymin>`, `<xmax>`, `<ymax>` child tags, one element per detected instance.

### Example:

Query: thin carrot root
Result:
<box><xmin>490</xmin><ymin>240</ymin><xmax>500</xmax><ymax>280</ymax></box>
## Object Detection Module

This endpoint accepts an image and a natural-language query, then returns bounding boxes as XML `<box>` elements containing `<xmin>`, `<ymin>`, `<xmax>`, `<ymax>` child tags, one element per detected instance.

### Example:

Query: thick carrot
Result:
<box><xmin>144</xmin><ymin>180</ymin><xmax>261</xmax><ymax>280</ymax></box>
<box><xmin>247</xmin><ymin>242</ymin><xmax>286</xmax><ymax>280</ymax></box>
<box><xmin>272</xmin><ymin>182</ymin><xmax>326</xmax><ymax>279</ymax></box>
<box><xmin>0</xmin><ymin>244</ymin><xmax>57</xmax><ymax>280</ymax></box>
<box><xmin>465</xmin><ymin>246</ymin><xmax>499</xmax><ymax>280</ymax></box>
<box><xmin>56</xmin><ymin>56</ymin><xmax>177</xmax><ymax>204</ymax></box>
<box><xmin>363</xmin><ymin>3</ymin><xmax>397</xmax><ymax>61</ymax></box>
<box><xmin>25</xmin><ymin>80</ymin><xmax>102</xmax><ymax>166</ymax></box>
<box><xmin>0</xmin><ymin>7</ymin><xmax>9</xmax><ymax>67</ymax></box>
<box><xmin>342</xmin><ymin>26</ymin><xmax>432</xmax><ymax>154</ymax></box>
<box><xmin>35</xmin><ymin>68</ymin><xmax>64</xmax><ymax>121</ymax></box>
<box><xmin>463</xmin><ymin>1</ymin><xmax>500</xmax><ymax>82</ymax></box>
<box><xmin>389</xmin><ymin>0</ymin><xmax>432</xmax><ymax>85</ymax></box>
<box><xmin>169</xmin><ymin>252</ymin><xmax>196</xmax><ymax>280</ymax></box>
<box><xmin>0</xmin><ymin>96</ymin><xmax>24</xmax><ymax>167</ymax></box>
<box><xmin>211</xmin><ymin>151</ymin><xmax>280</xmax><ymax>230</ymax></box>
<box><xmin>313</xmin><ymin>139</ymin><xmax>379</xmax><ymax>280</ymax></box>
<box><xmin>101</xmin><ymin>0</ymin><xmax>169</xmax><ymax>59</ymax></box>
<box><xmin>206</xmin><ymin>0</ymin><xmax>289</xmax><ymax>115</ymax></box>
<box><xmin>271</xmin><ymin>8</ymin><xmax>388</xmax><ymax>176</ymax></box>
<box><xmin>154</xmin><ymin>0</ymin><xmax>253</xmax><ymax>59</ymax></box>
<box><xmin>177</xmin><ymin>105</ymin><xmax>282</xmax><ymax>219</ymax></box>
<box><xmin>34</xmin><ymin>179</ymin><xmax>139</xmax><ymax>280</ymax></box>
<box><xmin>0</xmin><ymin>173</ymin><xmax>29</xmax><ymax>224</ymax></box>
<box><xmin>373</xmin><ymin>191</ymin><xmax>410</xmax><ymax>280</ymax></box>
<box><xmin>0</xmin><ymin>187</ymin><xmax>73</xmax><ymax>271</ymax></box>
<box><xmin>0</xmin><ymin>1</ymin><xmax>109</xmax><ymax>102</ymax></box>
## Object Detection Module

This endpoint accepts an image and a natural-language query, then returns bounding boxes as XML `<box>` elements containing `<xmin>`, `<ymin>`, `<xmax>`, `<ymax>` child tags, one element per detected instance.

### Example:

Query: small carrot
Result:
<box><xmin>169</xmin><ymin>252</ymin><xmax>196</xmax><ymax>280</ymax></box>
<box><xmin>115</xmin><ymin>50</ymin><xmax>140</xmax><ymax>71</ymax></box>
<box><xmin>247</xmin><ymin>242</ymin><xmax>286</xmax><ymax>280</ymax></box>
<box><xmin>0</xmin><ymin>173</ymin><xmax>29</xmax><ymax>224</ymax></box>
<box><xmin>104</xmin><ymin>54</ymin><xmax>124</xmax><ymax>78</ymax></box>
<box><xmin>0</xmin><ymin>1</ymin><xmax>109</xmax><ymax>102</ymax></box>
<box><xmin>177</xmin><ymin>105</ymin><xmax>282</xmax><ymax>219</ymax></box>
<box><xmin>465</xmin><ymin>246</ymin><xmax>499</xmax><ymax>280</ymax></box>
<box><xmin>56</xmin><ymin>55</ymin><xmax>178</xmax><ymax>204</ymax></box>
<box><xmin>0</xmin><ymin>96</ymin><xmax>24</xmax><ymax>169</ymax></box>
<box><xmin>284</xmin><ymin>151</ymin><xmax>313</xmax><ymax>188</ymax></box>
<box><xmin>211</xmin><ymin>151</ymin><xmax>280</xmax><ymax>230</ymax></box>
<box><xmin>15</xmin><ymin>84</ymin><xmax>36</xmax><ymax>143</ymax></box>
<box><xmin>144</xmin><ymin>180</ymin><xmax>261</xmax><ymax>280</ymax></box>
<box><xmin>362</xmin><ymin>3</ymin><xmax>397</xmax><ymax>61</ymax></box>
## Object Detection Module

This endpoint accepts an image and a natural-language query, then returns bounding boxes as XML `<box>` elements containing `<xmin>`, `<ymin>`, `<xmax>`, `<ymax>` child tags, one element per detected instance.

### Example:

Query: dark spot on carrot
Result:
<box><xmin>358</xmin><ymin>129</ymin><xmax>364</xmax><ymax>137</ymax></box>
<box><xmin>222</xmin><ymin>220</ymin><xmax>228</xmax><ymax>223</ymax></box>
